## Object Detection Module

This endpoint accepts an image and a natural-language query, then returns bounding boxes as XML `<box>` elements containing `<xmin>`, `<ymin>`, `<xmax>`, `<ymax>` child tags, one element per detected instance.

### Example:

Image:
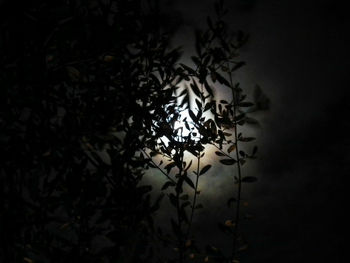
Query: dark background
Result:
<box><xmin>163</xmin><ymin>0</ymin><xmax>349</xmax><ymax>262</ymax></box>
<box><xmin>1</xmin><ymin>0</ymin><xmax>349</xmax><ymax>262</ymax></box>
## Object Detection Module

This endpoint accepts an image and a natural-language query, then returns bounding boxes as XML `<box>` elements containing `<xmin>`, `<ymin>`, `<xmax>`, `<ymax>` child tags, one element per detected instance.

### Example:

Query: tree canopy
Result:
<box><xmin>0</xmin><ymin>0</ymin><xmax>267</xmax><ymax>262</ymax></box>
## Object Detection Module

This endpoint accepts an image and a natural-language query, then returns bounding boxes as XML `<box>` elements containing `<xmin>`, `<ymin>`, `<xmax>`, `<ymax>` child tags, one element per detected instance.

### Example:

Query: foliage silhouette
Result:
<box><xmin>0</xmin><ymin>0</ymin><xmax>268</xmax><ymax>262</ymax></box>
<box><xmin>142</xmin><ymin>1</ymin><xmax>268</xmax><ymax>262</ymax></box>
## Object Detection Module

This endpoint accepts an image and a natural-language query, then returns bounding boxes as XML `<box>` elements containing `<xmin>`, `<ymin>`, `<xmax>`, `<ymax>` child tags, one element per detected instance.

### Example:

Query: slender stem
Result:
<box><xmin>186</xmin><ymin>83</ymin><xmax>204</xmax><ymax>240</ymax></box>
<box><xmin>176</xmin><ymin>193</ymin><xmax>184</xmax><ymax>263</ymax></box>
<box><xmin>231</xmin><ymin>107</ymin><xmax>242</xmax><ymax>261</ymax></box>
<box><xmin>186</xmin><ymin>149</ymin><xmax>200</xmax><ymax>239</ymax></box>
<box><xmin>141</xmin><ymin>149</ymin><xmax>176</xmax><ymax>184</ymax></box>
<box><xmin>176</xmin><ymin>147</ymin><xmax>185</xmax><ymax>263</ymax></box>
<box><xmin>228</xmin><ymin>64</ymin><xmax>243</xmax><ymax>261</ymax></box>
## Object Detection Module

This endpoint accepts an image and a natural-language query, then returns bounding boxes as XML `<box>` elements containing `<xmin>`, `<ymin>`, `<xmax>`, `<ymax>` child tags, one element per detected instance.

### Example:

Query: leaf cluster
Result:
<box><xmin>0</xmin><ymin>0</ymin><xmax>183</xmax><ymax>262</ymax></box>
<box><xmin>0</xmin><ymin>0</ymin><xmax>268</xmax><ymax>262</ymax></box>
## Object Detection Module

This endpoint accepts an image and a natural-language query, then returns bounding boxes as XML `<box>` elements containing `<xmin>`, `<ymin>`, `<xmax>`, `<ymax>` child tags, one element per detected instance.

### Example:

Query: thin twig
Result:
<box><xmin>227</xmin><ymin>63</ymin><xmax>243</xmax><ymax>261</ymax></box>
<box><xmin>176</xmin><ymin>145</ymin><xmax>185</xmax><ymax>263</ymax></box>
<box><xmin>141</xmin><ymin>149</ymin><xmax>176</xmax><ymax>184</ymax></box>
<box><xmin>186</xmin><ymin>82</ymin><xmax>205</xmax><ymax>239</ymax></box>
<box><xmin>211</xmin><ymin>143</ymin><xmax>234</xmax><ymax>159</ymax></box>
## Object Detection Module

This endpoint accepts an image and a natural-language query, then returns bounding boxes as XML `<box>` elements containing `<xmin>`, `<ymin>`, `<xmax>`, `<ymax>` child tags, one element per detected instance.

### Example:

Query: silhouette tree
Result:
<box><xmin>0</xmin><ymin>0</ymin><xmax>267</xmax><ymax>262</ymax></box>
<box><xmin>142</xmin><ymin>1</ymin><xmax>268</xmax><ymax>262</ymax></box>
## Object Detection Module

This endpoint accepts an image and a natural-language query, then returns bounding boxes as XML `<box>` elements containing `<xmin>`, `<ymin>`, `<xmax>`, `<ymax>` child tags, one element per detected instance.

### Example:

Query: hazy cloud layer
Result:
<box><xmin>146</xmin><ymin>0</ymin><xmax>349</xmax><ymax>261</ymax></box>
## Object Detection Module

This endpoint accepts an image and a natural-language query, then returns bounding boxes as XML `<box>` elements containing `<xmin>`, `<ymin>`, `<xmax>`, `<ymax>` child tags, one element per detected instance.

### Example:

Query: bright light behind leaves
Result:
<box><xmin>172</xmin><ymin>109</ymin><xmax>200</xmax><ymax>140</ymax></box>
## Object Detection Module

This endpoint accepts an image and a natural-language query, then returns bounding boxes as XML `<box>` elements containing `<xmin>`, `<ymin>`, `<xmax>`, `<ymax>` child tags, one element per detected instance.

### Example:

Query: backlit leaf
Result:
<box><xmin>184</xmin><ymin>175</ymin><xmax>195</xmax><ymax>189</ymax></box>
<box><xmin>215</xmin><ymin>151</ymin><xmax>225</xmax><ymax>156</ymax></box>
<box><xmin>241</xmin><ymin>176</ymin><xmax>258</xmax><ymax>183</ymax></box>
<box><xmin>227</xmin><ymin>144</ymin><xmax>236</xmax><ymax>153</ymax></box>
<box><xmin>161</xmin><ymin>181</ymin><xmax>175</xmax><ymax>190</ymax></box>
<box><xmin>219</xmin><ymin>159</ymin><xmax>236</xmax><ymax>165</ymax></box>
<box><xmin>189</xmin><ymin>110</ymin><xmax>197</xmax><ymax>122</ymax></box>
<box><xmin>200</xmin><ymin>164</ymin><xmax>212</xmax><ymax>175</ymax></box>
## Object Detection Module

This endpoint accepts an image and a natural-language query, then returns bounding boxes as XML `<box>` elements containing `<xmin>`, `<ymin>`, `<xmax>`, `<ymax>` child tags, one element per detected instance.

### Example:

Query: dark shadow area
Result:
<box><xmin>1</xmin><ymin>0</ymin><xmax>349</xmax><ymax>263</ymax></box>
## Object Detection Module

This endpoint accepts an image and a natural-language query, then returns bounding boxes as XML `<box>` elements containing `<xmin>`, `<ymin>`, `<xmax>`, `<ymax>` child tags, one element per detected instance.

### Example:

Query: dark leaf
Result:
<box><xmin>164</xmin><ymin>161</ymin><xmax>176</xmax><ymax>172</ymax></box>
<box><xmin>254</xmin><ymin>85</ymin><xmax>270</xmax><ymax>110</ymax></box>
<box><xmin>204</xmin><ymin>102</ymin><xmax>212</xmax><ymax>112</ymax></box>
<box><xmin>184</xmin><ymin>159</ymin><xmax>193</xmax><ymax>171</ymax></box>
<box><xmin>239</xmin><ymin>137</ymin><xmax>256</xmax><ymax>142</ymax></box>
<box><xmin>195</xmin><ymin>99</ymin><xmax>202</xmax><ymax>110</ymax></box>
<box><xmin>178</xmin><ymin>88</ymin><xmax>188</xmax><ymax>97</ymax></box>
<box><xmin>215</xmin><ymin>72</ymin><xmax>230</xmax><ymax>87</ymax></box>
<box><xmin>189</xmin><ymin>110</ymin><xmax>197</xmax><ymax>122</ymax></box>
<box><xmin>245</xmin><ymin>117</ymin><xmax>259</xmax><ymax>125</ymax></box>
<box><xmin>180</xmin><ymin>94</ymin><xmax>189</xmax><ymax>108</ymax></box>
<box><xmin>227</xmin><ymin>144</ymin><xmax>236</xmax><ymax>153</ymax></box>
<box><xmin>161</xmin><ymin>181</ymin><xmax>176</xmax><ymax>190</ymax></box>
<box><xmin>182</xmin><ymin>120</ymin><xmax>189</xmax><ymax>131</ymax></box>
<box><xmin>203</xmin><ymin>54</ymin><xmax>211</xmax><ymax>66</ymax></box>
<box><xmin>234</xmin><ymin>113</ymin><xmax>245</xmax><ymax>122</ymax></box>
<box><xmin>190</xmin><ymin>79</ymin><xmax>201</xmax><ymax>97</ymax></box>
<box><xmin>191</xmin><ymin>56</ymin><xmax>201</xmax><ymax>66</ymax></box>
<box><xmin>238</xmin><ymin>102</ymin><xmax>254</xmax><ymax>107</ymax></box>
<box><xmin>239</xmin><ymin>150</ymin><xmax>245</xmax><ymax>157</ymax></box>
<box><xmin>210</xmin><ymin>71</ymin><xmax>217</xmax><ymax>82</ymax></box>
<box><xmin>252</xmin><ymin>146</ymin><xmax>258</xmax><ymax>155</ymax></box>
<box><xmin>232</xmin><ymin>61</ymin><xmax>246</xmax><ymax>71</ymax></box>
<box><xmin>150</xmin><ymin>151</ymin><xmax>160</xmax><ymax>157</ymax></box>
<box><xmin>215</xmin><ymin>151</ymin><xmax>225</xmax><ymax>156</ymax></box>
<box><xmin>219</xmin><ymin>159</ymin><xmax>236</xmax><ymax>165</ymax></box>
<box><xmin>150</xmin><ymin>192</ymin><xmax>165</xmax><ymax>212</ymax></box>
<box><xmin>199</xmin><ymin>164</ymin><xmax>212</xmax><ymax>175</ymax></box>
<box><xmin>180</xmin><ymin>63</ymin><xmax>197</xmax><ymax>75</ymax></box>
<box><xmin>169</xmin><ymin>193</ymin><xmax>177</xmax><ymax>207</ymax></box>
<box><xmin>184</xmin><ymin>175</ymin><xmax>195</xmax><ymax>189</ymax></box>
<box><xmin>204</xmin><ymin>80</ymin><xmax>214</xmax><ymax>97</ymax></box>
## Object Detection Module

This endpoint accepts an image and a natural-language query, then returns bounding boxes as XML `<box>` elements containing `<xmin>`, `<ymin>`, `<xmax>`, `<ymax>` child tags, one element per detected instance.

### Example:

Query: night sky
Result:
<box><xmin>149</xmin><ymin>0</ymin><xmax>349</xmax><ymax>262</ymax></box>
<box><xmin>1</xmin><ymin>0</ymin><xmax>349</xmax><ymax>262</ymax></box>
